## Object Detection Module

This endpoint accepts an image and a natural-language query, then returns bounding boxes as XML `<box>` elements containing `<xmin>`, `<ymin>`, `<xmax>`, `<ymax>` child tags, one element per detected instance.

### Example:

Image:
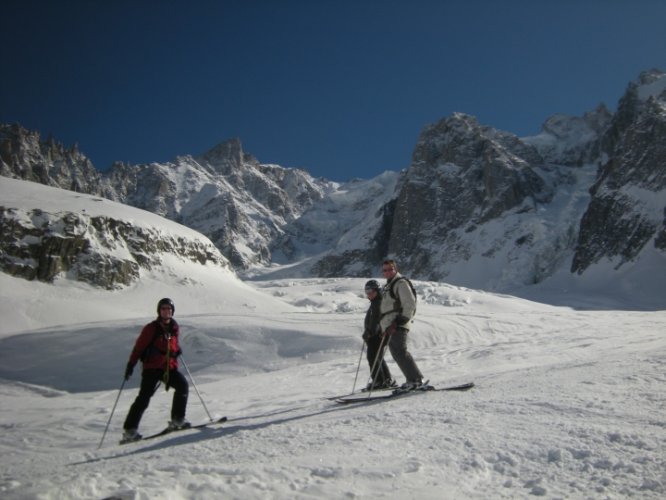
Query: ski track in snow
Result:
<box><xmin>1</xmin><ymin>281</ymin><xmax>664</xmax><ymax>500</ymax></box>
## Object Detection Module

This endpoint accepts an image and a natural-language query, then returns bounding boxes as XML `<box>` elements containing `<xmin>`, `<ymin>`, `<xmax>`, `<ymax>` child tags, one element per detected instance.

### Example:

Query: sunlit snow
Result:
<box><xmin>0</xmin><ymin>178</ymin><xmax>664</xmax><ymax>499</ymax></box>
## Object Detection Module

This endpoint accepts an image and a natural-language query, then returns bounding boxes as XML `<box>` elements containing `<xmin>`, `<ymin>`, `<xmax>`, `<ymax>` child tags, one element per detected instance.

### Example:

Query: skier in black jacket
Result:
<box><xmin>362</xmin><ymin>280</ymin><xmax>396</xmax><ymax>391</ymax></box>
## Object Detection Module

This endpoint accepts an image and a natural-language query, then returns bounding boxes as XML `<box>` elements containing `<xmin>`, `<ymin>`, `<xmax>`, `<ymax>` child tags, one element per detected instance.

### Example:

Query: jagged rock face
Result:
<box><xmin>381</xmin><ymin>114</ymin><xmax>550</xmax><ymax>279</ymax></box>
<box><xmin>0</xmin><ymin>123</ymin><xmax>107</xmax><ymax>194</ymax></box>
<box><xmin>96</xmin><ymin>144</ymin><xmax>315</xmax><ymax>269</ymax></box>
<box><xmin>409</xmin><ymin>113</ymin><xmax>546</xmax><ymax>219</ymax></box>
<box><xmin>106</xmin><ymin>140</ymin><xmax>331</xmax><ymax>269</ymax></box>
<box><xmin>198</xmin><ymin>137</ymin><xmax>245</xmax><ymax>175</ymax></box>
<box><xmin>302</xmin><ymin>114</ymin><xmax>580</xmax><ymax>284</ymax></box>
<box><xmin>0</xmin><ymin>203</ymin><xmax>227</xmax><ymax>290</ymax></box>
<box><xmin>572</xmin><ymin>70</ymin><xmax>666</xmax><ymax>272</ymax></box>
<box><xmin>104</xmin><ymin>163</ymin><xmax>173</xmax><ymax>217</ymax></box>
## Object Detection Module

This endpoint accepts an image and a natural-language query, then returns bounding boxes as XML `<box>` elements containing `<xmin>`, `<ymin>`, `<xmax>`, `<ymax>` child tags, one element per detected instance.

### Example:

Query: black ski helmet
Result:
<box><xmin>157</xmin><ymin>297</ymin><xmax>175</xmax><ymax>315</ymax></box>
<box><xmin>364</xmin><ymin>280</ymin><xmax>380</xmax><ymax>292</ymax></box>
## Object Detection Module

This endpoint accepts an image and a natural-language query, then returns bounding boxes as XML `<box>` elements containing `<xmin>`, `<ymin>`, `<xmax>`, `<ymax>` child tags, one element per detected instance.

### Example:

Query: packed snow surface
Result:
<box><xmin>0</xmin><ymin>177</ymin><xmax>664</xmax><ymax>499</ymax></box>
<box><xmin>0</xmin><ymin>269</ymin><xmax>664</xmax><ymax>499</ymax></box>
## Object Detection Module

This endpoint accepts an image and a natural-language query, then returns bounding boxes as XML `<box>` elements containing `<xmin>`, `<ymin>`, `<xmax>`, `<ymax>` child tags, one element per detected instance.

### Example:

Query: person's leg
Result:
<box><xmin>124</xmin><ymin>369</ymin><xmax>162</xmax><ymax>430</ymax></box>
<box><xmin>366</xmin><ymin>336</ymin><xmax>388</xmax><ymax>385</ymax></box>
<box><xmin>378</xmin><ymin>358</ymin><xmax>394</xmax><ymax>386</ymax></box>
<box><xmin>168</xmin><ymin>369</ymin><xmax>189</xmax><ymax>422</ymax></box>
<box><xmin>388</xmin><ymin>328</ymin><xmax>423</xmax><ymax>383</ymax></box>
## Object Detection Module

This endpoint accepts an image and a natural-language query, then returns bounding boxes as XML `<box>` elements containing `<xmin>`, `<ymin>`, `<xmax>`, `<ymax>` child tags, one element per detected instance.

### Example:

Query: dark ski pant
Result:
<box><xmin>123</xmin><ymin>368</ymin><xmax>188</xmax><ymax>430</ymax></box>
<box><xmin>366</xmin><ymin>334</ymin><xmax>393</xmax><ymax>385</ymax></box>
<box><xmin>388</xmin><ymin>327</ymin><xmax>423</xmax><ymax>383</ymax></box>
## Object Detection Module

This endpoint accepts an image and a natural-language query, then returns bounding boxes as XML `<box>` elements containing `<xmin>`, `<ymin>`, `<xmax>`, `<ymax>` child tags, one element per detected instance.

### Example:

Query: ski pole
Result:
<box><xmin>350</xmin><ymin>341</ymin><xmax>366</xmax><ymax>394</ymax></box>
<box><xmin>366</xmin><ymin>331</ymin><xmax>390</xmax><ymax>397</ymax></box>
<box><xmin>98</xmin><ymin>378</ymin><xmax>126</xmax><ymax>449</ymax></box>
<box><xmin>163</xmin><ymin>332</ymin><xmax>171</xmax><ymax>390</ymax></box>
<box><xmin>180</xmin><ymin>355</ymin><xmax>214</xmax><ymax>421</ymax></box>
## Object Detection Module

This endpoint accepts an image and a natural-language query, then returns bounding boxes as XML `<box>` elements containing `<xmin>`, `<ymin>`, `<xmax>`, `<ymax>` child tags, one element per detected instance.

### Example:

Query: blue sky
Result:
<box><xmin>2</xmin><ymin>1</ymin><xmax>665</xmax><ymax>182</ymax></box>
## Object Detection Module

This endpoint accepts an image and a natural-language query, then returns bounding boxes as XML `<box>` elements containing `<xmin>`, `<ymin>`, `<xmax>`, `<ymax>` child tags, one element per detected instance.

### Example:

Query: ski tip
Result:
<box><xmin>441</xmin><ymin>382</ymin><xmax>474</xmax><ymax>391</ymax></box>
<box><xmin>335</xmin><ymin>396</ymin><xmax>373</xmax><ymax>404</ymax></box>
<box><xmin>119</xmin><ymin>437</ymin><xmax>142</xmax><ymax>445</ymax></box>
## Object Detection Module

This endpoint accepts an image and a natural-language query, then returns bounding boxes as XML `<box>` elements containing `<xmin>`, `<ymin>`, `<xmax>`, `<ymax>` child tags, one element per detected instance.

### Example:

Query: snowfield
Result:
<box><xmin>0</xmin><ymin>177</ymin><xmax>664</xmax><ymax>499</ymax></box>
<box><xmin>0</xmin><ymin>272</ymin><xmax>664</xmax><ymax>500</ymax></box>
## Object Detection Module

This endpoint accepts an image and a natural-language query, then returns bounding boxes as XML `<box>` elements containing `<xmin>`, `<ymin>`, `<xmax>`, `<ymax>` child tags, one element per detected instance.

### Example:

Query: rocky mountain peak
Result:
<box><xmin>541</xmin><ymin>104</ymin><xmax>612</xmax><ymax>140</ymax></box>
<box><xmin>572</xmin><ymin>69</ymin><xmax>666</xmax><ymax>274</ymax></box>
<box><xmin>0</xmin><ymin>123</ymin><xmax>102</xmax><ymax>193</ymax></box>
<box><xmin>413</xmin><ymin>112</ymin><xmax>543</xmax><ymax>171</ymax></box>
<box><xmin>637</xmin><ymin>68</ymin><xmax>666</xmax><ymax>90</ymax></box>
<box><xmin>197</xmin><ymin>137</ymin><xmax>254</xmax><ymax>175</ymax></box>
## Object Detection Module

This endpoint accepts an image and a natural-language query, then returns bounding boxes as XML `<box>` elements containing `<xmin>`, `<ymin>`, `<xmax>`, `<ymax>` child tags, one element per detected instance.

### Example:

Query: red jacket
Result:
<box><xmin>128</xmin><ymin>319</ymin><xmax>181</xmax><ymax>371</ymax></box>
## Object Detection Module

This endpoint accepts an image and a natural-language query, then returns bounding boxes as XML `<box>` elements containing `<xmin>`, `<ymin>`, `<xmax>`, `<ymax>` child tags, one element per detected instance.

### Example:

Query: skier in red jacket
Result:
<box><xmin>121</xmin><ymin>298</ymin><xmax>189</xmax><ymax>442</ymax></box>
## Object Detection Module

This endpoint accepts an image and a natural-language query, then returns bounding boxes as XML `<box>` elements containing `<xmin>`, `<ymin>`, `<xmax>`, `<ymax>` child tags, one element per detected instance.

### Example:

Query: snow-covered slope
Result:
<box><xmin>0</xmin><ymin>176</ymin><xmax>292</xmax><ymax>334</ymax></box>
<box><xmin>263</xmin><ymin>171</ymin><xmax>401</xmax><ymax>278</ymax></box>
<box><xmin>0</xmin><ymin>181</ymin><xmax>664</xmax><ymax>498</ymax></box>
<box><xmin>0</xmin><ymin>273</ymin><xmax>664</xmax><ymax>499</ymax></box>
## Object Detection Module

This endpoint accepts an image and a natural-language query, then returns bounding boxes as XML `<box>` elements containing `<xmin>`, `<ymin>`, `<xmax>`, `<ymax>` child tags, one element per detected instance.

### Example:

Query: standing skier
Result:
<box><xmin>121</xmin><ymin>298</ymin><xmax>190</xmax><ymax>442</ymax></box>
<box><xmin>379</xmin><ymin>259</ymin><xmax>425</xmax><ymax>390</ymax></box>
<box><xmin>362</xmin><ymin>280</ymin><xmax>396</xmax><ymax>391</ymax></box>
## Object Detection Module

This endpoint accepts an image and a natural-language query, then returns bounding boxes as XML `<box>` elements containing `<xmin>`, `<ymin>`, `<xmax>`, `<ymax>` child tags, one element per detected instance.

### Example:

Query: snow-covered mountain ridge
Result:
<box><xmin>0</xmin><ymin>133</ymin><xmax>333</xmax><ymax>270</ymax></box>
<box><xmin>0</xmin><ymin>177</ymin><xmax>230</xmax><ymax>291</ymax></box>
<box><xmin>1</xmin><ymin>69</ymin><xmax>664</xmax><ymax>303</ymax></box>
<box><xmin>275</xmin><ymin>70</ymin><xmax>665</xmax><ymax>306</ymax></box>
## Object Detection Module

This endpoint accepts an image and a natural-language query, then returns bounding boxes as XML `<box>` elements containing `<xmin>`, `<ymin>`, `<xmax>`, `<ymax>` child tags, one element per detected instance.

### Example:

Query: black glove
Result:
<box><xmin>174</xmin><ymin>349</ymin><xmax>183</xmax><ymax>358</ymax></box>
<box><xmin>396</xmin><ymin>315</ymin><xmax>410</xmax><ymax>327</ymax></box>
<box><xmin>124</xmin><ymin>362</ymin><xmax>134</xmax><ymax>381</ymax></box>
<box><xmin>362</xmin><ymin>331</ymin><xmax>370</xmax><ymax>341</ymax></box>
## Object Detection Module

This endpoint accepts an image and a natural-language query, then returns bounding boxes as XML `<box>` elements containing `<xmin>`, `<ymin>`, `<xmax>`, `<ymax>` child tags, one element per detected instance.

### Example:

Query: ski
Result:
<box><xmin>335</xmin><ymin>382</ymin><xmax>474</xmax><ymax>404</ymax></box>
<box><xmin>325</xmin><ymin>384</ymin><xmax>398</xmax><ymax>401</ymax></box>
<box><xmin>329</xmin><ymin>378</ymin><xmax>434</xmax><ymax>402</ymax></box>
<box><xmin>334</xmin><ymin>379</ymin><xmax>433</xmax><ymax>404</ymax></box>
<box><xmin>119</xmin><ymin>416</ymin><xmax>228</xmax><ymax>445</ymax></box>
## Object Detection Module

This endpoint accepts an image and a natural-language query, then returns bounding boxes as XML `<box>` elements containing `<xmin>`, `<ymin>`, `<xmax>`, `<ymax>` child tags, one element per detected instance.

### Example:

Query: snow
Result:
<box><xmin>637</xmin><ymin>72</ymin><xmax>666</xmax><ymax>101</ymax></box>
<box><xmin>1</xmin><ymin>180</ymin><xmax>665</xmax><ymax>499</ymax></box>
<box><xmin>1</xmin><ymin>274</ymin><xmax>665</xmax><ymax>500</ymax></box>
<box><xmin>0</xmin><ymin>176</ymin><xmax>206</xmax><ymax>241</ymax></box>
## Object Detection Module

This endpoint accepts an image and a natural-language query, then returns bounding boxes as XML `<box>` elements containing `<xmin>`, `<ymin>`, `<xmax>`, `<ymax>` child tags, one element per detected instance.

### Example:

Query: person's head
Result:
<box><xmin>364</xmin><ymin>279</ymin><xmax>380</xmax><ymax>299</ymax></box>
<box><xmin>157</xmin><ymin>297</ymin><xmax>175</xmax><ymax>323</ymax></box>
<box><xmin>382</xmin><ymin>259</ymin><xmax>398</xmax><ymax>280</ymax></box>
